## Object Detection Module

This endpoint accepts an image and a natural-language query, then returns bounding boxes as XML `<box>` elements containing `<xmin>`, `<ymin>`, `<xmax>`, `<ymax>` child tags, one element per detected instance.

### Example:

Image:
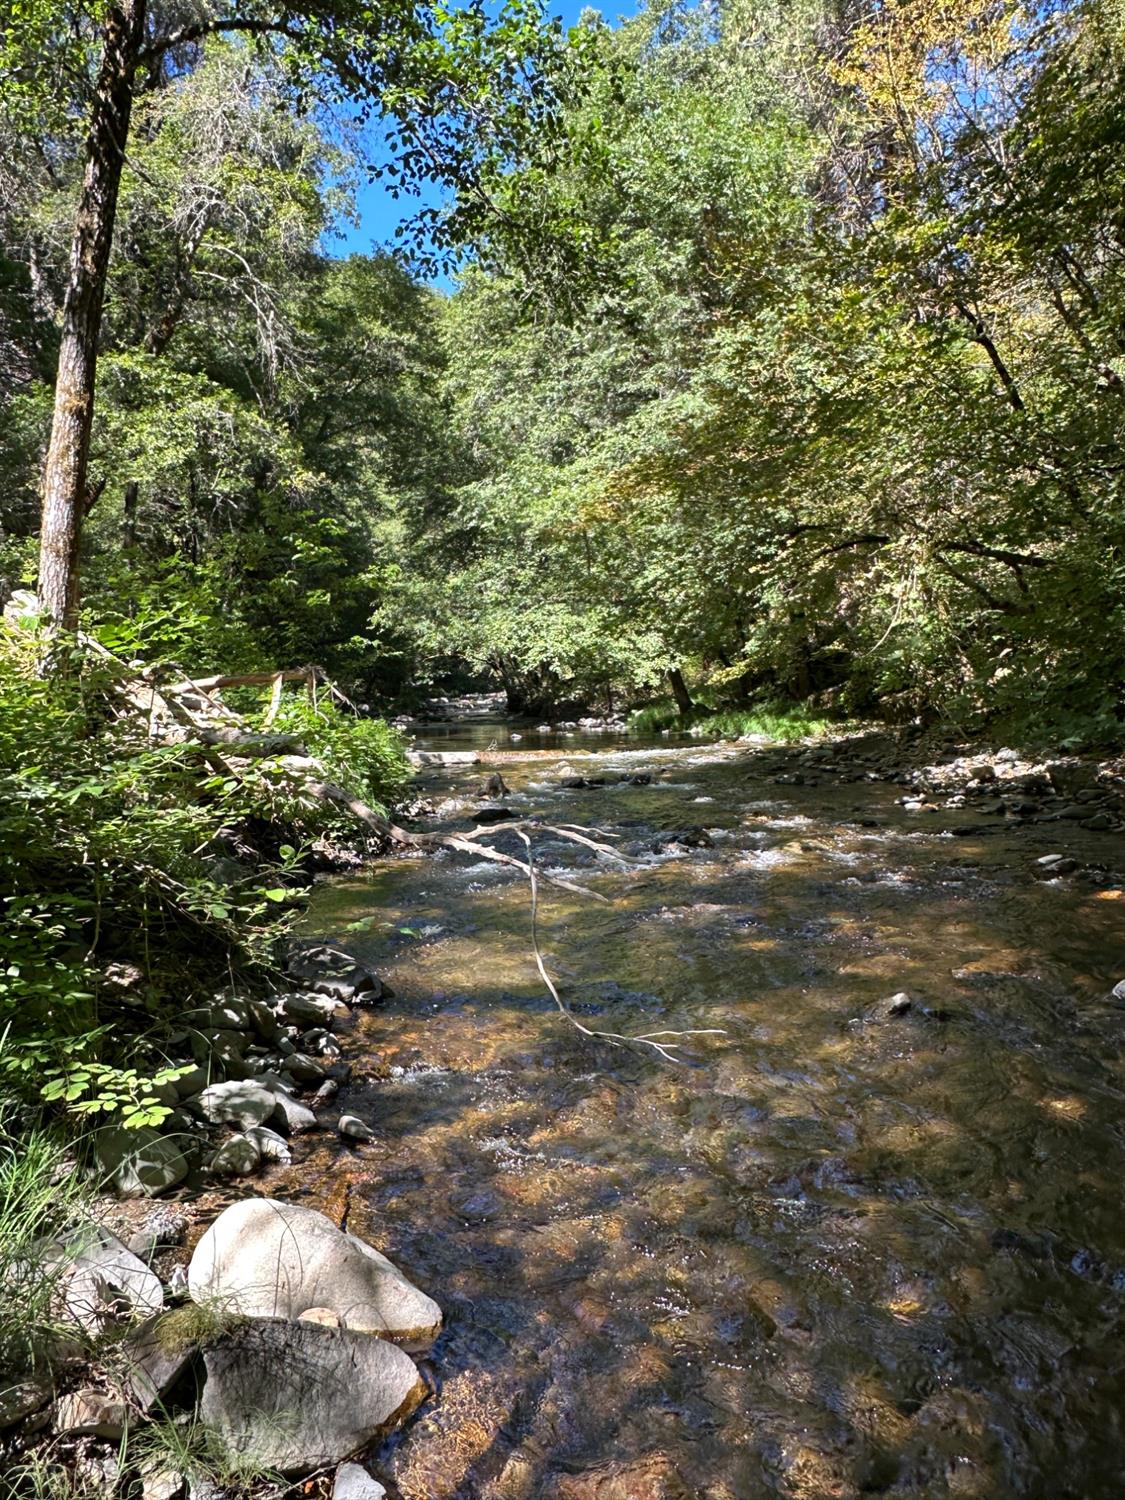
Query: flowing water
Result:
<box><xmin>294</xmin><ymin>720</ymin><xmax>1125</xmax><ymax>1499</ymax></box>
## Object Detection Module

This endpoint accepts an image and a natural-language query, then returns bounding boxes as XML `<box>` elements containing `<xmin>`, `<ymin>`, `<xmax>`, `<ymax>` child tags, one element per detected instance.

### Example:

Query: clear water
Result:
<box><xmin>292</xmin><ymin>726</ymin><xmax>1125</xmax><ymax>1499</ymax></box>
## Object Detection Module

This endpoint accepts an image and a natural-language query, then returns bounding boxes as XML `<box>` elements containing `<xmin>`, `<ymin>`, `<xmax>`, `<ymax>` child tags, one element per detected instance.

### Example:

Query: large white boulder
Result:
<box><xmin>199</xmin><ymin>1318</ymin><xmax>425</xmax><ymax>1473</ymax></box>
<box><xmin>187</xmin><ymin>1199</ymin><xmax>440</xmax><ymax>1350</ymax></box>
<box><xmin>194</xmin><ymin>1080</ymin><xmax>279</xmax><ymax>1132</ymax></box>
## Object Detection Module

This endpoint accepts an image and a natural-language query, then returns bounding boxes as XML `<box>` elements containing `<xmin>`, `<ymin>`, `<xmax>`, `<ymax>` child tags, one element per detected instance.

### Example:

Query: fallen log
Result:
<box><xmin>185</xmin><ymin>729</ymin><xmax>307</xmax><ymax>757</ymax></box>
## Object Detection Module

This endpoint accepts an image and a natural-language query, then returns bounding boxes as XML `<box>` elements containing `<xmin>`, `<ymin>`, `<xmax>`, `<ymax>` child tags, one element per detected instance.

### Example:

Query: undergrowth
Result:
<box><xmin>0</xmin><ymin>625</ymin><xmax>409</xmax><ymax>1128</ymax></box>
<box><xmin>628</xmin><ymin>696</ymin><xmax>839</xmax><ymax>741</ymax></box>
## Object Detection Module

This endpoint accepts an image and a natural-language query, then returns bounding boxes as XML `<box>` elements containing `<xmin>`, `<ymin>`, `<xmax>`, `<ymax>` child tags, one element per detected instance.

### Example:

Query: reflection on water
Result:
<box><xmin>296</xmin><ymin>731</ymin><xmax>1125</xmax><ymax>1499</ymax></box>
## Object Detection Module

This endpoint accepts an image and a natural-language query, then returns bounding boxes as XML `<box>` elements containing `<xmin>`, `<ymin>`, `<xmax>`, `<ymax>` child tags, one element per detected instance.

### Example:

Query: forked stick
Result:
<box><xmin>514</xmin><ymin>831</ymin><xmax>726</xmax><ymax>1064</ymax></box>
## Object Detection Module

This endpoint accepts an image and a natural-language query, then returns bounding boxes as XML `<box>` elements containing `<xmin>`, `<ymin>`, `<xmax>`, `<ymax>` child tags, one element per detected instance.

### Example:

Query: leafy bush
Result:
<box><xmin>628</xmin><ymin>695</ymin><xmax>837</xmax><ymax>742</ymax></box>
<box><xmin>271</xmin><ymin>698</ymin><xmax>411</xmax><ymax>818</ymax></box>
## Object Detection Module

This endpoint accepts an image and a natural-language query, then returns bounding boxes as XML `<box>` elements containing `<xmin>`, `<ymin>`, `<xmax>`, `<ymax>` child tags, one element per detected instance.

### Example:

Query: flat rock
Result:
<box><xmin>94</xmin><ymin>1126</ymin><xmax>189</xmax><ymax>1199</ymax></box>
<box><xmin>188</xmin><ymin>1198</ymin><xmax>441</xmax><ymax>1349</ymax></box>
<box><xmin>334</xmin><ymin>1462</ymin><xmax>387</xmax><ymax>1499</ymax></box>
<box><xmin>275</xmin><ymin>992</ymin><xmax>343</xmax><ymax>1027</ymax></box>
<box><xmin>195</xmin><ymin>1079</ymin><xmax>280</xmax><ymax>1133</ymax></box>
<box><xmin>199</xmin><ymin>1318</ymin><xmax>425</xmax><ymax>1473</ymax></box>
<box><xmin>0</xmin><ymin>1378</ymin><xmax>52</xmax><ymax>1429</ymax></box>
<box><xmin>55</xmin><ymin>1387</ymin><xmax>128</xmax><ymax>1438</ymax></box>
<box><xmin>49</xmin><ymin>1224</ymin><xmax>164</xmax><ymax>1334</ymax></box>
<box><xmin>120</xmin><ymin>1314</ymin><xmax>196</xmax><ymax>1412</ymax></box>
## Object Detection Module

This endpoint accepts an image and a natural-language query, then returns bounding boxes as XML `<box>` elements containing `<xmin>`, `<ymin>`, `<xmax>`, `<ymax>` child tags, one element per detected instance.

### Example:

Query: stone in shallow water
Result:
<box><xmin>209</xmin><ymin>1134</ymin><xmax>260</xmax><ymax>1178</ymax></box>
<box><xmin>200</xmin><ymin>1318</ymin><xmax>425</xmax><ymax>1474</ymax></box>
<box><xmin>187</xmin><ymin>1198</ymin><xmax>441</xmax><ymax>1349</ymax></box>
<box><xmin>333</xmin><ymin>1462</ymin><xmax>387</xmax><ymax>1499</ymax></box>
<box><xmin>547</xmin><ymin>1455</ymin><xmax>691</xmax><ymax>1500</ymax></box>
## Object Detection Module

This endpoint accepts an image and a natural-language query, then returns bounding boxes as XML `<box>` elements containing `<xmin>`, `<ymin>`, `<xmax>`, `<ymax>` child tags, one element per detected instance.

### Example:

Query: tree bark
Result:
<box><xmin>37</xmin><ymin>0</ymin><xmax>146</xmax><ymax>627</ymax></box>
<box><xmin>668</xmin><ymin>667</ymin><xmax>694</xmax><ymax>716</ymax></box>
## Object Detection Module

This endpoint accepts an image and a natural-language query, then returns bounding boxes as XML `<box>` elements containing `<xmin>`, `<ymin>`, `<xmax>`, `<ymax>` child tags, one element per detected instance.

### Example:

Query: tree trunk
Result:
<box><xmin>37</xmin><ymin>0</ymin><xmax>145</xmax><ymax>627</ymax></box>
<box><xmin>122</xmin><ymin>479</ymin><xmax>138</xmax><ymax>548</ymax></box>
<box><xmin>668</xmin><ymin>666</ymin><xmax>694</xmax><ymax>716</ymax></box>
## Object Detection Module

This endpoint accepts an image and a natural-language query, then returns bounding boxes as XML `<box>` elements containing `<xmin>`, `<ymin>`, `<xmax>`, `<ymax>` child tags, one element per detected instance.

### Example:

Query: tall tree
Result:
<box><xmin>0</xmin><ymin>0</ymin><xmax>579</xmax><ymax>625</ymax></box>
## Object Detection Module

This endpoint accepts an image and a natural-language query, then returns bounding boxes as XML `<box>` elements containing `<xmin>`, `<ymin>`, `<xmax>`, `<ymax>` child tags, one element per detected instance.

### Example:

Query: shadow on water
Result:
<box><xmin>285</xmin><ymin>732</ymin><xmax>1125</xmax><ymax>1500</ymax></box>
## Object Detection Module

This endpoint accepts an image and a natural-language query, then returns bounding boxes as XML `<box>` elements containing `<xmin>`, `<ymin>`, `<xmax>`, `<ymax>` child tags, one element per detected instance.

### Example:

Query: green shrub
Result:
<box><xmin>628</xmin><ymin>695</ymin><xmax>837</xmax><ymax>742</ymax></box>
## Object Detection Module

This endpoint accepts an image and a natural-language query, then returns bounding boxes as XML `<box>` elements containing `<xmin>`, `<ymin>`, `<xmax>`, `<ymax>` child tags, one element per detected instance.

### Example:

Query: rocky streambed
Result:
<box><xmin>5</xmin><ymin>724</ymin><xmax>1125</xmax><ymax>1499</ymax></box>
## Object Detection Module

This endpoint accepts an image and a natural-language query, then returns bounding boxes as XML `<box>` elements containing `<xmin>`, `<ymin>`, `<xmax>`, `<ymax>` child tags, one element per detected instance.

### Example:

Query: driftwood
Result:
<box><xmin>308</xmin><ymin>780</ymin><xmax>617</xmax><ymax>902</ymax></box>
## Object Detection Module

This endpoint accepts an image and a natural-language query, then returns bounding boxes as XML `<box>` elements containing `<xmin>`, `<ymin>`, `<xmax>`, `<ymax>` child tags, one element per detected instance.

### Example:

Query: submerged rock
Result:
<box><xmin>199</xmin><ymin>1318</ymin><xmax>425</xmax><ymax>1473</ymax></box>
<box><xmin>338</xmin><ymin>1114</ymin><xmax>375</xmax><ymax>1142</ymax></box>
<box><xmin>187</xmin><ymin>1198</ymin><xmax>441</xmax><ymax>1349</ymax></box>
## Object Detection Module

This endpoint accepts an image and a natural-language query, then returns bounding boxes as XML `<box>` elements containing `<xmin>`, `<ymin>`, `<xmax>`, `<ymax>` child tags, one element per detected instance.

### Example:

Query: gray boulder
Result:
<box><xmin>256</xmin><ymin>1074</ymin><xmax>317</xmax><ymax>1133</ymax></box>
<box><xmin>187</xmin><ymin>1199</ymin><xmax>441</xmax><ymax>1350</ymax></box>
<box><xmin>245</xmin><ymin>1124</ymin><xmax>292</xmax><ymax>1165</ymax></box>
<box><xmin>0</xmin><ymin>1378</ymin><xmax>52</xmax><ymax>1430</ymax></box>
<box><xmin>209</xmin><ymin>1135</ymin><xmax>260</xmax><ymax>1178</ymax></box>
<box><xmin>94</xmin><ymin>1126</ymin><xmax>189</xmax><ymax>1198</ymax></box>
<box><xmin>283</xmin><ymin>1051</ymin><xmax>326</xmax><ymax>1084</ymax></box>
<box><xmin>199</xmin><ymin>1318</ymin><xmax>425</xmax><ymax>1473</ymax></box>
<box><xmin>194</xmin><ymin>1079</ymin><xmax>281</xmax><ymax>1133</ymax></box>
<box><xmin>119</xmin><ymin>1315</ymin><xmax>196</xmax><ymax>1413</ymax></box>
<box><xmin>55</xmin><ymin>1387</ymin><xmax>128</xmax><ymax>1438</ymax></box>
<box><xmin>274</xmin><ymin>993</ymin><xmax>347</xmax><ymax>1027</ymax></box>
<box><xmin>49</xmin><ymin>1223</ymin><xmax>165</xmax><ymax>1335</ymax></box>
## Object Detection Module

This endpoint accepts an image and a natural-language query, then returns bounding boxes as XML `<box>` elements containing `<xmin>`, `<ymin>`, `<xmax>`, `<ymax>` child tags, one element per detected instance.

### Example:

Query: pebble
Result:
<box><xmin>338</xmin><ymin>1115</ymin><xmax>376</xmax><ymax>1142</ymax></box>
<box><xmin>886</xmin><ymin>992</ymin><xmax>913</xmax><ymax>1017</ymax></box>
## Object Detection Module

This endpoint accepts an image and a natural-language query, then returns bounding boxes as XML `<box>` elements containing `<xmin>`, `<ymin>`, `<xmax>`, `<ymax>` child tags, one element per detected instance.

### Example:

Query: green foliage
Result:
<box><xmin>0</xmin><ymin>629</ymin><xmax>354</xmax><ymax>1122</ymax></box>
<box><xmin>272</xmin><ymin>697</ymin><xmax>411</xmax><ymax>820</ymax></box>
<box><xmin>0</xmin><ymin>1110</ymin><xmax>87</xmax><ymax>1383</ymax></box>
<box><xmin>364</xmin><ymin>0</ymin><xmax>1121</xmax><ymax>736</ymax></box>
<box><xmin>628</xmin><ymin>697</ymin><xmax>837</xmax><ymax>742</ymax></box>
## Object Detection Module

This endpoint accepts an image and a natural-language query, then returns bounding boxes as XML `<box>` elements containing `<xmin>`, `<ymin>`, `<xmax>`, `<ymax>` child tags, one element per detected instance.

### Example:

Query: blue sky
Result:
<box><xmin>324</xmin><ymin>0</ymin><xmax>632</xmax><ymax>263</ymax></box>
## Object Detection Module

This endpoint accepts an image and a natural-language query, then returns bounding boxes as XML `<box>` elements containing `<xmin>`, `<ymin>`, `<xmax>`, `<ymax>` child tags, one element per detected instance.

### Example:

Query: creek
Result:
<box><xmin>294</xmin><ymin>713</ymin><xmax>1125</xmax><ymax>1499</ymax></box>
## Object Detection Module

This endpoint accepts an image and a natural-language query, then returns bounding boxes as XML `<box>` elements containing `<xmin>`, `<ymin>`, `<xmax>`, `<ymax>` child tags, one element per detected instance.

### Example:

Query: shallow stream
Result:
<box><xmin>294</xmin><ymin>721</ymin><xmax>1125</xmax><ymax>1499</ymax></box>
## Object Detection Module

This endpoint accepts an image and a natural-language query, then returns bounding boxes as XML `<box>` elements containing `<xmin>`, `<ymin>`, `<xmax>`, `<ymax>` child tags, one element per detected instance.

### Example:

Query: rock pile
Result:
<box><xmin>91</xmin><ymin>942</ymin><xmax>384</xmax><ymax>1198</ymax></box>
<box><xmin>4</xmin><ymin>1198</ymin><xmax>439</xmax><ymax>1489</ymax></box>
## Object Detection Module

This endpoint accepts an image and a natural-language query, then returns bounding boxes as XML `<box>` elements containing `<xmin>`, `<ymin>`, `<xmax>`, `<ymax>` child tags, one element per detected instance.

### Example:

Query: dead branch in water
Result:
<box><xmin>514</xmin><ymin>831</ymin><xmax>727</xmax><ymax>1064</ymax></box>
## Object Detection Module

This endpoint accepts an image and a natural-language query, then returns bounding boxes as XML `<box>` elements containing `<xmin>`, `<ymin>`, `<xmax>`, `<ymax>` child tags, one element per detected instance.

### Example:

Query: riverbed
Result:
<box><xmin>293</xmin><ymin>720</ymin><xmax>1125</xmax><ymax>1499</ymax></box>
